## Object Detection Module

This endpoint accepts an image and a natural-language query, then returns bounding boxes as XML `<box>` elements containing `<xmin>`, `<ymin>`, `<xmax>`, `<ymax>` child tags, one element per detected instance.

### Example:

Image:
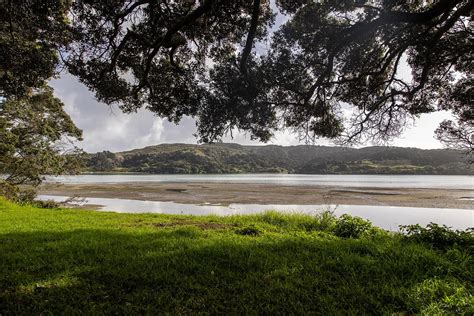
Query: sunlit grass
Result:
<box><xmin>0</xmin><ymin>198</ymin><xmax>472</xmax><ymax>314</ymax></box>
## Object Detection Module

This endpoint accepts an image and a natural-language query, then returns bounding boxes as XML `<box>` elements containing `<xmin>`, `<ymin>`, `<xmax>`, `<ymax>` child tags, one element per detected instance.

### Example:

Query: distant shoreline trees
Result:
<box><xmin>83</xmin><ymin>143</ymin><xmax>472</xmax><ymax>175</ymax></box>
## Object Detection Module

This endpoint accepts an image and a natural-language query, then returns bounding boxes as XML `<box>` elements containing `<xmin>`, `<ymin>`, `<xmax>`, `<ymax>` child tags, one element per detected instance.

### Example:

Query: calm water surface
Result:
<box><xmin>41</xmin><ymin>174</ymin><xmax>473</xmax><ymax>230</ymax></box>
<box><xmin>46</xmin><ymin>174</ymin><xmax>474</xmax><ymax>189</ymax></box>
<box><xmin>38</xmin><ymin>195</ymin><xmax>474</xmax><ymax>231</ymax></box>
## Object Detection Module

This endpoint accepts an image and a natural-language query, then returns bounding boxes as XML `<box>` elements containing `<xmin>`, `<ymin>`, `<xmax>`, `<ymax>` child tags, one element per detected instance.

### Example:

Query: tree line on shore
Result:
<box><xmin>86</xmin><ymin>143</ymin><xmax>472</xmax><ymax>175</ymax></box>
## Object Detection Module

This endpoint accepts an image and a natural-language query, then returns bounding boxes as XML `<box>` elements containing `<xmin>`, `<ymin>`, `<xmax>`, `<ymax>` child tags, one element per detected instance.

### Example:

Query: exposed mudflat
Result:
<box><xmin>40</xmin><ymin>182</ymin><xmax>474</xmax><ymax>209</ymax></box>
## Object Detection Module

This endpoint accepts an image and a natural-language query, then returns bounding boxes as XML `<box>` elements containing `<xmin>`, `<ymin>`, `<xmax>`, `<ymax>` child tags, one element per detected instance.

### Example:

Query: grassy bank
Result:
<box><xmin>0</xmin><ymin>198</ymin><xmax>472</xmax><ymax>314</ymax></box>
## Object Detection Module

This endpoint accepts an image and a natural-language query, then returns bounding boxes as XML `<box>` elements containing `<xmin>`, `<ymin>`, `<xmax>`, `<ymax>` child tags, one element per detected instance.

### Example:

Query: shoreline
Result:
<box><xmin>40</xmin><ymin>182</ymin><xmax>474</xmax><ymax>209</ymax></box>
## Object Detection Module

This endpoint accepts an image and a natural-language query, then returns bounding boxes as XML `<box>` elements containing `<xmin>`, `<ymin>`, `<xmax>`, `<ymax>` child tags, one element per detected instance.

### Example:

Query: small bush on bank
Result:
<box><xmin>0</xmin><ymin>181</ymin><xmax>36</xmax><ymax>204</ymax></box>
<box><xmin>33</xmin><ymin>199</ymin><xmax>61</xmax><ymax>209</ymax></box>
<box><xmin>333</xmin><ymin>214</ymin><xmax>374</xmax><ymax>238</ymax></box>
<box><xmin>400</xmin><ymin>223</ymin><xmax>474</xmax><ymax>251</ymax></box>
<box><xmin>0</xmin><ymin>181</ymin><xmax>62</xmax><ymax>209</ymax></box>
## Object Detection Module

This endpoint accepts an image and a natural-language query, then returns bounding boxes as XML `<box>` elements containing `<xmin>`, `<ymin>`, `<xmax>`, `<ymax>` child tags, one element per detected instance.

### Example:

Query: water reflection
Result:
<box><xmin>38</xmin><ymin>195</ymin><xmax>474</xmax><ymax>231</ymax></box>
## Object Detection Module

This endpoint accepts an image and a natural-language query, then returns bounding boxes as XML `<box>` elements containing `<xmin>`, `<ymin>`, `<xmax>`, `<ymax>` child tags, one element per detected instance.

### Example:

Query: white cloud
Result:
<box><xmin>136</xmin><ymin>119</ymin><xmax>164</xmax><ymax>148</ymax></box>
<box><xmin>50</xmin><ymin>74</ymin><xmax>169</xmax><ymax>152</ymax></box>
<box><xmin>50</xmin><ymin>73</ymin><xmax>449</xmax><ymax>153</ymax></box>
<box><xmin>392</xmin><ymin>111</ymin><xmax>452</xmax><ymax>148</ymax></box>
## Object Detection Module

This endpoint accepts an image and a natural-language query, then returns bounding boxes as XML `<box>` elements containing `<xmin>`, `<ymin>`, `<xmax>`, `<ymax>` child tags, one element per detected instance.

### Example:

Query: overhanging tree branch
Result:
<box><xmin>134</xmin><ymin>0</ymin><xmax>215</xmax><ymax>94</ymax></box>
<box><xmin>240</xmin><ymin>0</ymin><xmax>261</xmax><ymax>79</ymax></box>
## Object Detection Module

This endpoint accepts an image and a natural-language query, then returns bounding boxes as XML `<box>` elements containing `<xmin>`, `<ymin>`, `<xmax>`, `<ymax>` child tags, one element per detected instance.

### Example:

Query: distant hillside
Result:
<box><xmin>84</xmin><ymin>143</ymin><xmax>472</xmax><ymax>175</ymax></box>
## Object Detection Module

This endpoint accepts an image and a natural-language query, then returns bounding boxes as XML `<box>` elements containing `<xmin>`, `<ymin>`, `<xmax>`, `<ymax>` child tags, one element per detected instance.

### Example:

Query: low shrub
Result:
<box><xmin>333</xmin><ymin>214</ymin><xmax>373</xmax><ymax>239</ymax></box>
<box><xmin>0</xmin><ymin>181</ymin><xmax>36</xmax><ymax>204</ymax></box>
<box><xmin>400</xmin><ymin>223</ymin><xmax>474</xmax><ymax>251</ymax></box>
<box><xmin>33</xmin><ymin>199</ymin><xmax>61</xmax><ymax>209</ymax></box>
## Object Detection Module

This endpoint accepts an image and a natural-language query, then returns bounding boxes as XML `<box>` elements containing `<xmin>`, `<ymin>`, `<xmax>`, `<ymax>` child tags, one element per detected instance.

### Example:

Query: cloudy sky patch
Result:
<box><xmin>50</xmin><ymin>73</ymin><xmax>450</xmax><ymax>153</ymax></box>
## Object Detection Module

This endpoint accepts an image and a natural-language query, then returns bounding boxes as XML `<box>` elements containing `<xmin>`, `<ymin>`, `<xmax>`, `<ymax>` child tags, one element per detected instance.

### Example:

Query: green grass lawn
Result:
<box><xmin>0</xmin><ymin>198</ymin><xmax>472</xmax><ymax>314</ymax></box>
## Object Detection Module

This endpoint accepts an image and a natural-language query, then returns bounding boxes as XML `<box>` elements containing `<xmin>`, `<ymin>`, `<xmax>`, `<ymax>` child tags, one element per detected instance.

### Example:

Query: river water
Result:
<box><xmin>40</xmin><ymin>174</ymin><xmax>474</xmax><ymax>230</ymax></box>
<box><xmin>38</xmin><ymin>195</ymin><xmax>473</xmax><ymax>231</ymax></box>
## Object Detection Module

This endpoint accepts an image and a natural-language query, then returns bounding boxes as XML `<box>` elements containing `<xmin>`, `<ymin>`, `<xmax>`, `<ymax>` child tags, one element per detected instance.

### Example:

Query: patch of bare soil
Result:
<box><xmin>39</xmin><ymin>182</ymin><xmax>474</xmax><ymax>209</ymax></box>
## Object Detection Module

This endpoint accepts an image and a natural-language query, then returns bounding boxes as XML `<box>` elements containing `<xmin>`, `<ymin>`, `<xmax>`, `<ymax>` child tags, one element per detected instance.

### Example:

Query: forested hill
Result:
<box><xmin>85</xmin><ymin>143</ymin><xmax>472</xmax><ymax>175</ymax></box>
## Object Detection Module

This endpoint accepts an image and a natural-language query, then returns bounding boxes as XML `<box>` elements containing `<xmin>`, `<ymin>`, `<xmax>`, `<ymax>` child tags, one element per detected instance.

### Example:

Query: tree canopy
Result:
<box><xmin>65</xmin><ymin>0</ymin><xmax>473</xmax><ymax>153</ymax></box>
<box><xmin>0</xmin><ymin>0</ymin><xmax>472</xmax><ymax>154</ymax></box>
<box><xmin>0</xmin><ymin>0</ymin><xmax>72</xmax><ymax>98</ymax></box>
<box><xmin>0</xmin><ymin>1</ymin><xmax>83</xmax><ymax>200</ymax></box>
<box><xmin>0</xmin><ymin>88</ymin><xmax>83</xmax><ymax>188</ymax></box>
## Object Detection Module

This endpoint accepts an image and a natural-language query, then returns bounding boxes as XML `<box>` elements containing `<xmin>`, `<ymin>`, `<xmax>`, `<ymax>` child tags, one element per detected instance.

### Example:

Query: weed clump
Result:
<box><xmin>301</xmin><ymin>210</ymin><xmax>337</xmax><ymax>232</ymax></box>
<box><xmin>407</xmin><ymin>277</ymin><xmax>474</xmax><ymax>315</ymax></box>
